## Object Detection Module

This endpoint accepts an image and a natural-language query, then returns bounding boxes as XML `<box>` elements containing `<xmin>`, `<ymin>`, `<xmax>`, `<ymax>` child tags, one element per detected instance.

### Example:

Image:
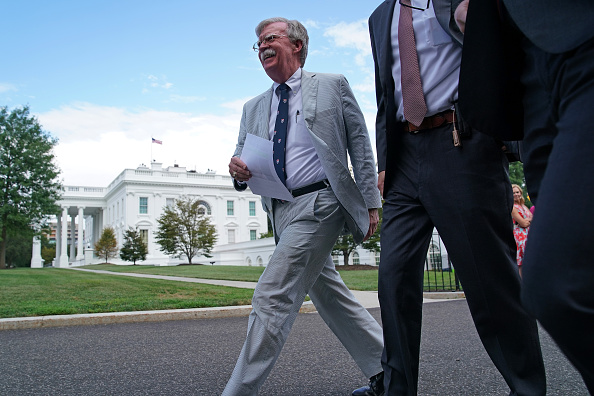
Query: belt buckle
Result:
<box><xmin>408</xmin><ymin>123</ymin><xmax>421</xmax><ymax>134</ymax></box>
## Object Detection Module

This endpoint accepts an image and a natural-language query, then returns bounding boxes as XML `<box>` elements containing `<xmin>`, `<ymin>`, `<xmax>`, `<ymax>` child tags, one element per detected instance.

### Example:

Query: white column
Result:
<box><xmin>30</xmin><ymin>235</ymin><xmax>43</xmax><ymax>268</ymax></box>
<box><xmin>59</xmin><ymin>207</ymin><xmax>69</xmax><ymax>267</ymax></box>
<box><xmin>92</xmin><ymin>213</ymin><xmax>98</xmax><ymax>249</ymax></box>
<box><xmin>90</xmin><ymin>209</ymin><xmax>104</xmax><ymax>253</ymax></box>
<box><xmin>84</xmin><ymin>216</ymin><xmax>92</xmax><ymax>248</ymax></box>
<box><xmin>55</xmin><ymin>215</ymin><xmax>61</xmax><ymax>265</ymax></box>
<box><xmin>76</xmin><ymin>207</ymin><xmax>85</xmax><ymax>260</ymax></box>
<box><xmin>69</xmin><ymin>214</ymin><xmax>76</xmax><ymax>261</ymax></box>
<box><xmin>99</xmin><ymin>208</ymin><xmax>105</xmax><ymax>234</ymax></box>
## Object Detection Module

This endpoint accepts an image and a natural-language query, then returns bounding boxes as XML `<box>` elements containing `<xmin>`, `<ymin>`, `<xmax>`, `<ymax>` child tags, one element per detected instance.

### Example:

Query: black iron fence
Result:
<box><xmin>423</xmin><ymin>230</ymin><xmax>461</xmax><ymax>292</ymax></box>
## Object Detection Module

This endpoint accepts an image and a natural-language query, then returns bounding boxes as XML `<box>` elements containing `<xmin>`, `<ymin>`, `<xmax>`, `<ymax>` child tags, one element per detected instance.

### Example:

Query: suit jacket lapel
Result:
<box><xmin>379</xmin><ymin>1</ymin><xmax>397</xmax><ymax>95</ymax></box>
<box><xmin>256</xmin><ymin>88</ymin><xmax>273</xmax><ymax>139</ymax></box>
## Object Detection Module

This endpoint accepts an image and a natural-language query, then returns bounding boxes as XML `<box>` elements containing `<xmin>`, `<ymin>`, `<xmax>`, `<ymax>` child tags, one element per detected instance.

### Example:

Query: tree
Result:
<box><xmin>94</xmin><ymin>227</ymin><xmax>118</xmax><ymax>263</ymax></box>
<box><xmin>120</xmin><ymin>227</ymin><xmax>148</xmax><ymax>265</ymax></box>
<box><xmin>4</xmin><ymin>227</ymin><xmax>34</xmax><ymax>268</ymax></box>
<box><xmin>259</xmin><ymin>217</ymin><xmax>274</xmax><ymax>238</ymax></box>
<box><xmin>155</xmin><ymin>196</ymin><xmax>217</xmax><ymax>265</ymax></box>
<box><xmin>41</xmin><ymin>244</ymin><xmax>56</xmax><ymax>266</ymax></box>
<box><xmin>0</xmin><ymin>106</ymin><xmax>62</xmax><ymax>269</ymax></box>
<box><xmin>332</xmin><ymin>233</ymin><xmax>359</xmax><ymax>266</ymax></box>
<box><xmin>332</xmin><ymin>208</ymin><xmax>382</xmax><ymax>266</ymax></box>
<box><xmin>38</xmin><ymin>226</ymin><xmax>55</xmax><ymax>266</ymax></box>
<box><xmin>361</xmin><ymin>207</ymin><xmax>382</xmax><ymax>254</ymax></box>
<box><xmin>259</xmin><ymin>229</ymin><xmax>274</xmax><ymax>238</ymax></box>
<box><xmin>509</xmin><ymin>162</ymin><xmax>532</xmax><ymax>206</ymax></box>
<box><xmin>508</xmin><ymin>162</ymin><xmax>526</xmax><ymax>189</ymax></box>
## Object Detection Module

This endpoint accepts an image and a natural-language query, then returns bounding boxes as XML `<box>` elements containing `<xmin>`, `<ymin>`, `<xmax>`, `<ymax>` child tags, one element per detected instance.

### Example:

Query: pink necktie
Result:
<box><xmin>399</xmin><ymin>0</ymin><xmax>427</xmax><ymax>127</ymax></box>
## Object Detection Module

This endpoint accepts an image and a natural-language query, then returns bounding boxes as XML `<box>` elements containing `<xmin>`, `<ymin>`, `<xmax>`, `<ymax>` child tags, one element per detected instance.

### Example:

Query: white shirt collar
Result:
<box><xmin>272</xmin><ymin>68</ymin><xmax>302</xmax><ymax>96</ymax></box>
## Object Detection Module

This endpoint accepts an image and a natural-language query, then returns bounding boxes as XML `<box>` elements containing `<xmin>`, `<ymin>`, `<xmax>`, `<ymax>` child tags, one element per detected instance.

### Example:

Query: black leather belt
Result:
<box><xmin>290</xmin><ymin>179</ymin><xmax>330</xmax><ymax>198</ymax></box>
<box><xmin>405</xmin><ymin>110</ymin><xmax>455</xmax><ymax>133</ymax></box>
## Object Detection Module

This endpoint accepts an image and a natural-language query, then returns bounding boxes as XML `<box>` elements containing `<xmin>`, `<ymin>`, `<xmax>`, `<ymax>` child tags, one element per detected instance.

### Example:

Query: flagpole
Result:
<box><xmin>151</xmin><ymin>137</ymin><xmax>153</xmax><ymax>163</ymax></box>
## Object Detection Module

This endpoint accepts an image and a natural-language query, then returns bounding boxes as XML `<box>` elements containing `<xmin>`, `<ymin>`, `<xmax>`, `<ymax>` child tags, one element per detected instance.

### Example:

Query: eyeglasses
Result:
<box><xmin>399</xmin><ymin>0</ymin><xmax>431</xmax><ymax>11</ymax></box>
<box><xmin>253</xmin><ymin>34</ymin><xmax>288</xmax><ymax>51</ymax></box>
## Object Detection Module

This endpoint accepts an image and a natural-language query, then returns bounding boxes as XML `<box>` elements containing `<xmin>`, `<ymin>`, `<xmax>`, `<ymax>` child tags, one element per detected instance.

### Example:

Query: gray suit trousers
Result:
<box><xmin>222</xmin><ymin>187</ymin><xmax>384</xmax><ymax>396</ymax></box>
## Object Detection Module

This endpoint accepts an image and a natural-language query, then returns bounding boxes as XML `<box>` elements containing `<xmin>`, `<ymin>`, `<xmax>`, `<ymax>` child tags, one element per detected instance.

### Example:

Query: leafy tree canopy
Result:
<box><xmin>0</xmin><ymin>106</ymin><xmax>62</xmax><ymax>269</ymax></box>
<box><xmin>94</xmin><ymin>227</ymin><xmax>118</xmax><ymax>263</ymax></box>
<box><xmin>332</xmin><ymin>208</ymin><xmax>382</xmax><ymax>266</ymax></box>
<box><xmin>155</xmin><ymin>196</ymin><xmax>217</xmax><ymax>265</ymax></box>
<box><xmin>120</xmin><ymin>227</ymin><xmax>148</xmax><ymax>265</ymax></box>
<box><xmin>4</xmin><ymin>227</ymin><xmax>35</xmax><ymax>268</ymax></box>
<box><xmin>509</xmin><ymin>162</ymin><xmax>532</xmax><ymax>206</ymax></box>
<box><xmin>332</xmin><ymin>233</ymin><xmax>358</xmax><ymax>266</ymax></box>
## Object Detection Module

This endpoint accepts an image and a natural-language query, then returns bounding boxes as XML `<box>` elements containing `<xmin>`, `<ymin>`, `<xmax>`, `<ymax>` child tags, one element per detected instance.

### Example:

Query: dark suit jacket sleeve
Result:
<box><xmin>369</xmin><ymin>15</ymin><xmax>387</xmax><ymax>174</ymax></box>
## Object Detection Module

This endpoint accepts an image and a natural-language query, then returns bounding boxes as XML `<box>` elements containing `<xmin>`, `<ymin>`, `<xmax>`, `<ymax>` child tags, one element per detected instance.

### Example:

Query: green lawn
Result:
<box><xmin>0</xmin><ymin>268</ymin><xmax>255</xmax><ymax>319</ymax></box>
<box><xmin>0</xmin><ymin>265</ymin><xmax>459</xmax><ymax>319</ymax></box>
<box><xmin>336</xmin><ymin>268</ymin><xmax>382</xmax><ymax>291</ymax></box>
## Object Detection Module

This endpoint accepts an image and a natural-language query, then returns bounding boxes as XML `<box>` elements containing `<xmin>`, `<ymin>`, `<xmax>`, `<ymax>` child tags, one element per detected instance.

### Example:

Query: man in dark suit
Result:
<box><xmin>369</xmin><ymin>1</ymin><xmax>546</xmax><ymax>394</ymax></box>
<box><xmin>456</xmin><ymin>1</ymin><xmax>594</xmax><ymax>392</ymax></box>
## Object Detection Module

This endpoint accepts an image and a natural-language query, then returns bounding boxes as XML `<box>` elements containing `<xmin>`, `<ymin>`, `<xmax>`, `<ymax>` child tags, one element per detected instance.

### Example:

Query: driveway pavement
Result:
<box><xmin>0</xmin><ymin>301</ymin><xmax>587</xmax><ymax>395</ymax></box>
<box><xmin>0</xmin><ymin>268</ymin><xmax>586</xmax><ymax>394</ymax></box>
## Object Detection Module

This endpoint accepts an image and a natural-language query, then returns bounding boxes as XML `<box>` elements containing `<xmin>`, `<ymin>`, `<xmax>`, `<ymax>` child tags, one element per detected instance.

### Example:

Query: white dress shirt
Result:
<box><xmin>391</xmin><ymin>1</ymin><xmax>462</xmax><ymax>122</ymax></box>
<box><xmin>269</xmin><ymin>68</ymin><xmax>326</xmax><ymax>190</ymax></box>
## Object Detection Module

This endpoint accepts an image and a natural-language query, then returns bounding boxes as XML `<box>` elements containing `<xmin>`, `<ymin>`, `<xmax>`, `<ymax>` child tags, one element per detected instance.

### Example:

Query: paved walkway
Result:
<box><xmin>1</xmin><ymin>301</ymin><xmax>586</xmax><ymax>395</ymax></box>
<box><xmin>0</xmin><ymin>268</ymin><xmax>464</xmax><ymax>331</ymax></box>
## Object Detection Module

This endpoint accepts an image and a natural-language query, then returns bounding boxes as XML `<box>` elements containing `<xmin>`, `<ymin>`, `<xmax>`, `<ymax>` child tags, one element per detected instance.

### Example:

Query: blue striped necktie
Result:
<box><xmin>273</xmin><ymin>83</ymin><xmax>290</xmax><ymax>185</ymax></box>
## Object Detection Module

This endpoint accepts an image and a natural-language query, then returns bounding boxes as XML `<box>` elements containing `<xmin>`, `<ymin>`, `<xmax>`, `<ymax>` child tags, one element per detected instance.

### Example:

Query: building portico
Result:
<box><xmin>51</xmin><ymin>191</ymin><xmax>105</xmax><ymax>267</ymax></box>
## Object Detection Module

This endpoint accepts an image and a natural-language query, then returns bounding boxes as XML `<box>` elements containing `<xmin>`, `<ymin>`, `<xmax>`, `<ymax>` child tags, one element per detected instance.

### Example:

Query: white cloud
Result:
<box><xmin>166</xmin><ymin>94</ymin><xmax>206</xmax><ymax>104</ymax></box>
<box><xmin>220</xmin><ymin>97</ymin><xmax>253</xmax><ymax>113</ymax></box>
<box><xmin>37</xmin><ymin>102</ymin><xmax>242</xmax><ymax>186</ymax></box>
<box><xmin>323</xmin><ymin>20</ymin><xmax>371</xmax><ymax>67</ymax></box>
<box><xmin>0</xmin><ymin>83</ymin><xmax>17</xmax><ymax>93</ymax></box>
<box><xmin>352</xmin><ymin>74</ymin><xmax>376</xmax><ymax>93</ymax></box>
<box><xmin>144</xmin><ymin>74</ymin><xmax>174</xmax><ymax>91</ymax></box>
<box><xmin>303</xmin><ymin>19</ymin><xmax>320</xmax><ymax>30</ymax></box>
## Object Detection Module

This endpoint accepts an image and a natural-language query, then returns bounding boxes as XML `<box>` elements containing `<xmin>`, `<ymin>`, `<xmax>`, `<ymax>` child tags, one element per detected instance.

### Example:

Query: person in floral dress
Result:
<box><xmin>512</xmin><ymin>184</ymin><xmax>532</xmax><ymax>276</ymax></box>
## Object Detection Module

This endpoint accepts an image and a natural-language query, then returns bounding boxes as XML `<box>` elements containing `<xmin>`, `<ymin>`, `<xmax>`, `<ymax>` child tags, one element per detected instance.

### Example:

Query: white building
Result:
<box><xmin>42</xmin><ymin>162</ymin><xmax>269</xmax><ymax>267</ymax></box>
<box><xmin>32</xmin><ymin>161</ymin><xmax>443</xmax><ymax>268</ymax></box>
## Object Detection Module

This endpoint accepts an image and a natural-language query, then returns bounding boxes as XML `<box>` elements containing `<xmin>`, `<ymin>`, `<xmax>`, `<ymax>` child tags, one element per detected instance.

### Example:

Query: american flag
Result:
<box><xmin>152</xmin><ymin>138</ymin><xmax>162</xmax><ymax>145</ymax></box>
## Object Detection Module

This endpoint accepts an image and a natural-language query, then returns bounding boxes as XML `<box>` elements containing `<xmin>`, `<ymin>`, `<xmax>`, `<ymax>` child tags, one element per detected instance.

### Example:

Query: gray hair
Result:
<box><xmin>255</xmin><ymin>17</ymin><xmax>309</xmax><ymax>67</ymax></box>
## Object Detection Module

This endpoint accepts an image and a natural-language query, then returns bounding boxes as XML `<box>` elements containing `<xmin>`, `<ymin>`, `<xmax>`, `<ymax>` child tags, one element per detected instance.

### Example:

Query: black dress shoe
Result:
<box><xmin>352</xmin><ymin>372</ymin><xmax>384</xmax><ymax>396</ymax></box>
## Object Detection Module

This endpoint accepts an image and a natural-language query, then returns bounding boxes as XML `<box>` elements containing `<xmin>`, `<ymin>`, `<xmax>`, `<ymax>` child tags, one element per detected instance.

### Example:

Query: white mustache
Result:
<box><xmin>260</xmin><ymin>49</ymin><xmax>276</xmax><ymax>62</ymax></box>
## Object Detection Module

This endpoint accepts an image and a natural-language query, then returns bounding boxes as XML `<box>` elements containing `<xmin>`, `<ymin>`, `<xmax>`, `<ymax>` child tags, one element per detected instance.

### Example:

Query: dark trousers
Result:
<box><xmin>520</xmin><ymin>37</ymin><xmax>594</xmax><ymax>394</ymax></box>
<box><xmin>379</xmin><ymin>124</ymin><xmax>546</xmax><ymax>395</ymax></box>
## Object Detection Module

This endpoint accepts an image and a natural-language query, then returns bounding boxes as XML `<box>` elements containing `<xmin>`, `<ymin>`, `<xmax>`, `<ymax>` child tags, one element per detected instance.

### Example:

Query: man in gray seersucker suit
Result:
<box><xmin>224</xmin><ymin>17</ymin><xmax>384</xmax><ymax>396</ymax></box>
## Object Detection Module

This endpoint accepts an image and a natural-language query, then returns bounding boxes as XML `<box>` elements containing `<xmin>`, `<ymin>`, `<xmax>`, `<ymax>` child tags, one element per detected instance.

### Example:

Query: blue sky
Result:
<box><xmin>1</xmin><ymin>0</ymin><xmax>383</xmax><ymax>186</ymax></box>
